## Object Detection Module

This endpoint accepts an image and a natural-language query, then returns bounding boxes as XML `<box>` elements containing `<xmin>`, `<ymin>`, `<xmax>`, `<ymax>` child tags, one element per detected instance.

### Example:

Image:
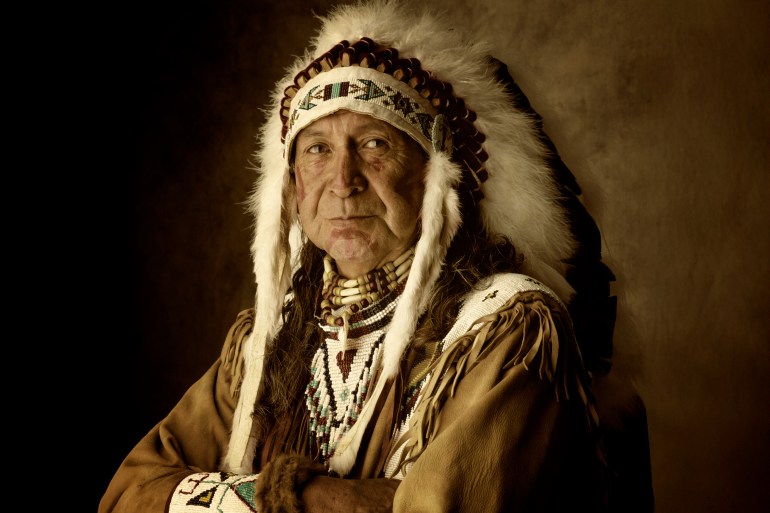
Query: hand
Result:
<box><xmin>302</xmin><ymin>475</ymin><xmax>401</xmax><ymax>513</ymax></box>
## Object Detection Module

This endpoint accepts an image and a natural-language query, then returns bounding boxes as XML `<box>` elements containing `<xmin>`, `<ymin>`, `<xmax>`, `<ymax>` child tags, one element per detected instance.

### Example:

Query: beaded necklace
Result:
<box><xmin>306</xmin><ymin>248</ymin><xmax>414</xmax><ymax>463</ymax></box>
<box><xmin>320</xmin><ymin>247</ymin><xmax>414</xmax><ymax>345</ymax></box>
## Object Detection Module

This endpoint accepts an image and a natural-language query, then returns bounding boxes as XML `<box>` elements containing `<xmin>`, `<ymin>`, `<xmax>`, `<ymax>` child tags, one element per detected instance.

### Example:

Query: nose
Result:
<box><xmin>329</xmin><ymin>146</ymin><xmax>366</xmax><ymax>197</ymax></box>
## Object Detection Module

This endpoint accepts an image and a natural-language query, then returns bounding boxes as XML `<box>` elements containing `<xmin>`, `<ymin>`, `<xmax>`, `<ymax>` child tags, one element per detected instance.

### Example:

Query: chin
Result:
<box><xmin>328</xmin><ymin>242</ymin><xmax>379</xmax><ymax>276</ymax></box>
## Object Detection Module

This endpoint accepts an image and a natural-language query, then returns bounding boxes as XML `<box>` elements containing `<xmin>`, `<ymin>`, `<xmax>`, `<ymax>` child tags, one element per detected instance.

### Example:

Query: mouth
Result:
<box><xmin>329</xmin><ymin>215</ymin><xmax>371</xmax><ymax>223</ymax></box>
<box><xmin>328</xmin><ymin>216</ymin><xmax>374</xmax><ymax>234</ymax></box>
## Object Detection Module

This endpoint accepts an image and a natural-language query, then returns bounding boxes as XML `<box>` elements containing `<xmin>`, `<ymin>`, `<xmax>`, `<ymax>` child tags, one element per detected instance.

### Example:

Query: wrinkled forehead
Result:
<box><xmin>283</xmin><ymin>66</ymin><xmax>437</xmax><ymax>163</ymax></box>
<box><xmin>292</xmin><ymin>109</ymin><xmax>427</xmax><ymax>152</ymax></box>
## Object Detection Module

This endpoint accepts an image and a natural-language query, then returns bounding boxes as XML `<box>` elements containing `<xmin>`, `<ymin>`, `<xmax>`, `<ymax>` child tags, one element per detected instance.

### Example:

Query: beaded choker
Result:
<box><xmin>320</xmin><ymin>247</ymin><xmax>415</xmax><ymax>331</ymax></box>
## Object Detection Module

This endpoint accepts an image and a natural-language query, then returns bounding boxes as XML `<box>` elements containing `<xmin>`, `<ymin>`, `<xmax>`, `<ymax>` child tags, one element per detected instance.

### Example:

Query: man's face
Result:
<box><xmin>293</xmin><ymin>110</ymin><xmax>426</xmax><ymax>278</ymax></box>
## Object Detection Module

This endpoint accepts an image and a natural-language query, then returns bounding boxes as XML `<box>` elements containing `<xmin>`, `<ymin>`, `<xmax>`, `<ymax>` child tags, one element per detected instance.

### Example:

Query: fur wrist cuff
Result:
<box><xmin>255</xmin><ymin>454</ymin><xmax>326</xmax><ymax>513</ymax></box>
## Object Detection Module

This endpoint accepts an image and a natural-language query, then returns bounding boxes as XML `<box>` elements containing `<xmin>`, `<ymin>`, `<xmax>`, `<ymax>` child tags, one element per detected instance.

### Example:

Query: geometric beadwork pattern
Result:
<box><xmin>306</xmin><ymin>283</ymin><xmax>405</xmax><ymax>464</ymax></box>
<box><xmin>283</xmin><ymin>62</ymin><xmax>441</xmax><ymax>168</ymax></box>
<box><xmin>169</xmin><ymin>472</ymin><xmax>259</xmax><ymax>513</ymax></box>
<box><xmin>287</xmin><ymin>75</ymin><xmax>434</xmax><ymax>144</ymax></box>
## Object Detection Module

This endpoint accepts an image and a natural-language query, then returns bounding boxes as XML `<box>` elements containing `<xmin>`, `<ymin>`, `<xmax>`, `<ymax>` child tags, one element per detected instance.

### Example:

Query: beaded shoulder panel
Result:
<box><xmin>440</xmin><ymin>273</ymin><xmax>561</xmax><ymax>351</ymax></box>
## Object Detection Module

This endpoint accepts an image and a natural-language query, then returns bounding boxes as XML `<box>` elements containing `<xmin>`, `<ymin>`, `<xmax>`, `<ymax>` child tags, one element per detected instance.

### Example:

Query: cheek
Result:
<box><xmin>369</xmin><ymin>158</ymin><xmax>384</xmax><ymax>173</ymax></box>
<box><xmin>382</xmin><ymin>186</ymin><xmax>424</xmax><ymax>235</ymax></box>
<box><xmin>391</xmin><ymin>176</ymin><xmax>425</xmax><ymax>212</ymax></box>
<box><xmin>294</xmin><ymin>168</ymin><xmax>307</xmax><ymax>204</ymax></box>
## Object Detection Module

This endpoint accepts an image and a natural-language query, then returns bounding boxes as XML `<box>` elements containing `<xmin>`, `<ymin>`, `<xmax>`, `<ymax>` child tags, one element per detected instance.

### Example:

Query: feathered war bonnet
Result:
<box><xmin>225</xmin><ymin>0</ymin><xmax>616</xmax><ymax>475</ymax></box>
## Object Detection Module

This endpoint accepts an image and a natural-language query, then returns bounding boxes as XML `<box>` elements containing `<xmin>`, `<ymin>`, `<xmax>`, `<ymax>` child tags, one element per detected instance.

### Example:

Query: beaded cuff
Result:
<box><xmin>169</xmin><ymin>472</ymin><xmax>260</xmax><ymax>513</ymax></box>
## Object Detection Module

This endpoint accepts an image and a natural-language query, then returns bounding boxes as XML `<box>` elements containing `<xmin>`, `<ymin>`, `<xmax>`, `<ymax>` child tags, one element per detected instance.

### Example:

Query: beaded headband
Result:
<box><xmin>283</xmin><ymin>66</ymin><xmax>439</xmax><ymax>160</ymax></box>
<box><xmin>280</xmin><ymin>37</ymin><xmax>488</xmax><ymax>203</ymax></box>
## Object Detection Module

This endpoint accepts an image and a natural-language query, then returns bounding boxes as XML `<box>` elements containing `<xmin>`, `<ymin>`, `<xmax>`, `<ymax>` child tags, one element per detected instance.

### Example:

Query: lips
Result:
<box><xmin>328</xmin><ymin>217</ymin><xmax>374</xmax><ymax>240</ymax></box>
<box><xmin>329</xmin><ymin>216</ymin><xmax>372</xmax><ymax>224</ymax></box>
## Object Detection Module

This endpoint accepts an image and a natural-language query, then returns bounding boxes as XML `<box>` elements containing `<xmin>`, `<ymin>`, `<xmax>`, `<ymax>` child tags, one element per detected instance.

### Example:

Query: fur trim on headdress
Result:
<box><xmin>225</xmin><ymin>0</ymin><xmax>614</xmax><ymax>473</ymax></box>
<box><xmin>227</xmin><ymin>114</ymin><xmax>296</xmax><ymax>473</ymax></box>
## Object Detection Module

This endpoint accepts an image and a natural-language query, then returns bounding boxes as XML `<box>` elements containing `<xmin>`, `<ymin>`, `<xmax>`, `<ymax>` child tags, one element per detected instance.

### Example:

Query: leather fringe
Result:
<box><xmin>220</xmin><ymin>309</ymin><xmax>256</xmax><ymax>398</ymax></box>
<box><xmin>393</xmin><ymin>293</ymin><xmax>602</xmax><ymax>473</ymax></box>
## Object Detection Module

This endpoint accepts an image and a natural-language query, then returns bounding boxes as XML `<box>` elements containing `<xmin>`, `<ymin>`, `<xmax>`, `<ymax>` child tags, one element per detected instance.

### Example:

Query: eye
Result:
<box><xmin>306</xmin><ymin>143</ymin><xmax>327</xmax><ymax>154</ymax></box>
<box><xmin>363</xmin><ymin>138</ymin><xmax>387</xmax><ymax>150</ymax></box>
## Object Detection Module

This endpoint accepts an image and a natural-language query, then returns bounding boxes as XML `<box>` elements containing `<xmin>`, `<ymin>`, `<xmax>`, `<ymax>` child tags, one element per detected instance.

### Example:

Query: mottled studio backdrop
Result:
<box><xmin>93</xmin><ymin>0</ymin><xmax>769</xmax><ymax>511</ymax></box>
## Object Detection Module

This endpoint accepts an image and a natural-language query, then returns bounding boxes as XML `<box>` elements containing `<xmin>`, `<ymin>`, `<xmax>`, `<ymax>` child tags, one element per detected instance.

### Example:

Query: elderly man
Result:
<box><xmin>100</xmin><ymin>1</ymin><xmax>622</xmax><ymax>512</ymax></box>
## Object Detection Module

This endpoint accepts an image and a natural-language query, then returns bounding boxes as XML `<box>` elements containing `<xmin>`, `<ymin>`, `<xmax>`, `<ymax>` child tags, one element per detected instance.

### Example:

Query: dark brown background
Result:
<box><xmin>87</xmin><ymin>0</ymin><xmax>769</xmax><ymax>510</ymax></box>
